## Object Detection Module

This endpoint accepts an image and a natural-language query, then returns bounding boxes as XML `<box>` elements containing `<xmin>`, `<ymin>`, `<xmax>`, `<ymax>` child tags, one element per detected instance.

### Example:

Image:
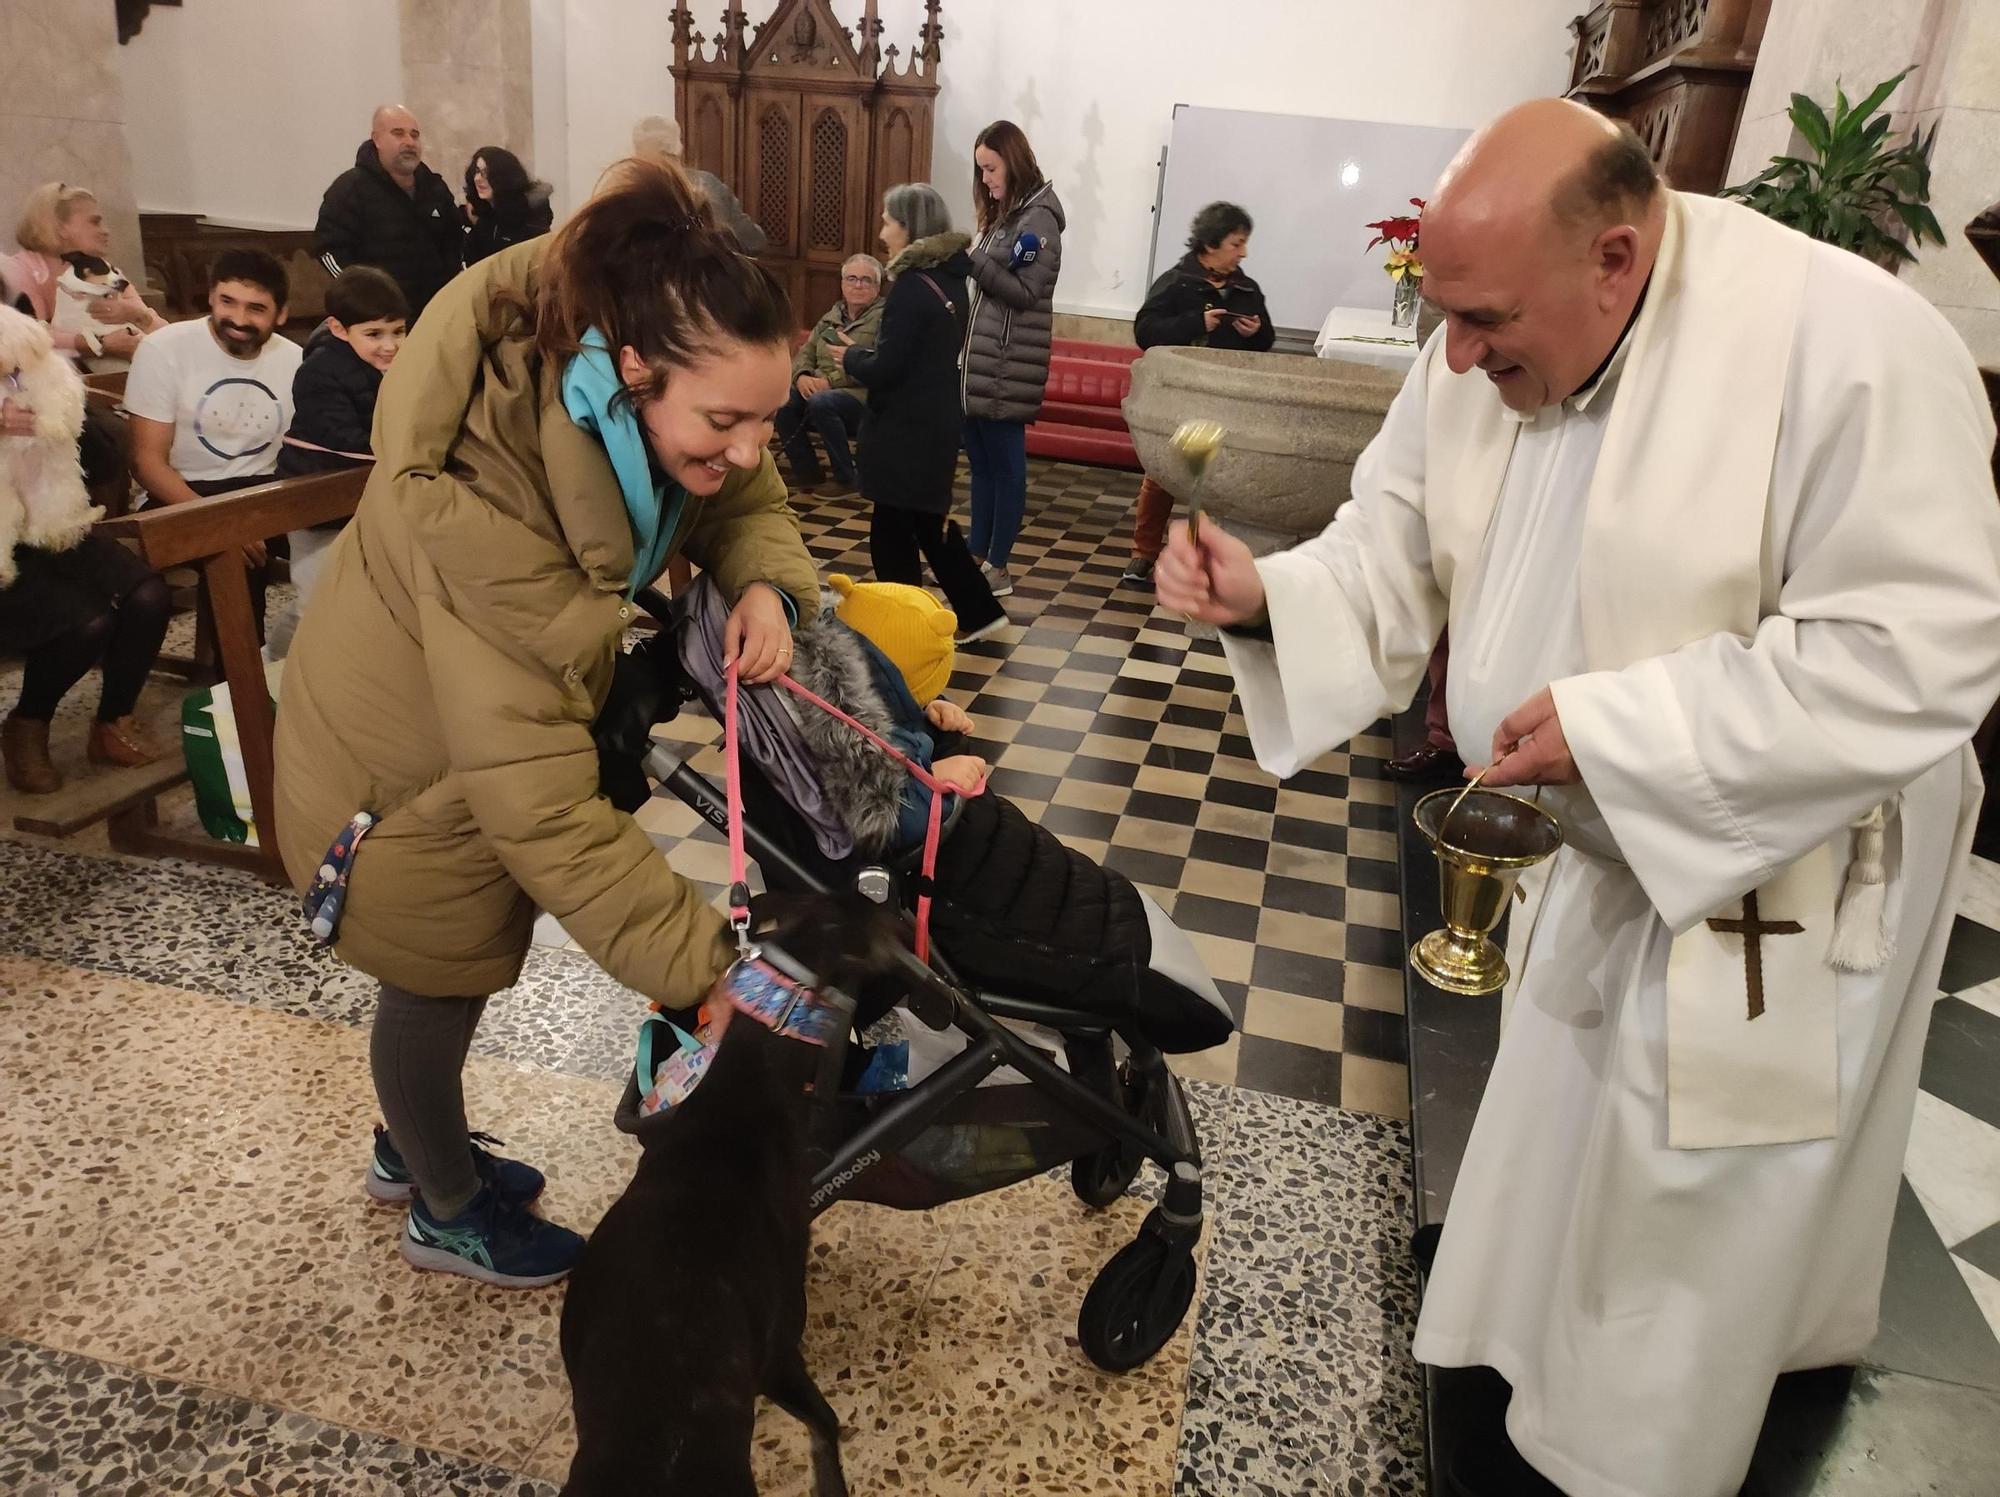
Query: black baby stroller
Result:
<box><xmin>613</xmin><ymin>596</ymin><xmax>1237</xmax><ymax>1372</ymax></box>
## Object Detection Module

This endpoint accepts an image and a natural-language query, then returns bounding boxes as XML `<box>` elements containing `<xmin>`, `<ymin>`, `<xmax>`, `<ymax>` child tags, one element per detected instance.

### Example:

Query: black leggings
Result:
<box><xmin>15</xmin><ymin>573</ymin><xmax>172</xmax><ymax>722</ymax></box>
<box><xmin>370</xmin><ymin>983</ymin><xmax>490</xmax><ymax>1219</ymax></box>
<box><xmin>868</xmin><ymin>505</ymin><xmax>1004</xmax><ymax>631</ymax></box>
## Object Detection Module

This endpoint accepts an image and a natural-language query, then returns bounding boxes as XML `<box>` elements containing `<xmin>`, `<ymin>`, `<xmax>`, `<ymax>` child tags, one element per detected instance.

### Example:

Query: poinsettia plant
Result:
<box><xmin>1366</xmin><ymin>198</ymin><xmax>1427</xmax><ymax>282</ymax></box>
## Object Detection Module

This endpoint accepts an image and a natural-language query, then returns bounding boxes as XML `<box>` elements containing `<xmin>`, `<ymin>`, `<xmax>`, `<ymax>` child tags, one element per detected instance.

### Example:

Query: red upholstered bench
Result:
<box><xmin>1039</xmin><ymin>401</ymin><xmax>1127</xmax><ymax>433</ymax></box>
<box><xmin>1052</xmin><ymin>337</ymin><xmax>1142</xmax><ymax>366</ymax></box>
<box><xmin>1028</xmin><ymin>341</ymin><xmax>1141</xmax><ymax>470</ymax></box>
<box><xmin>1044</xmin><ymin>354</ymin><xmax>1134</xmax><ymax>409</ymax></box>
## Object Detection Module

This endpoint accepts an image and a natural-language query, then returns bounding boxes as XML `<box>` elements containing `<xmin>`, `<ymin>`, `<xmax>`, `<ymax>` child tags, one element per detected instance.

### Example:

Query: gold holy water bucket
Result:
<box><xmin>1410</xmin><ymin>787</ymin><xmax>1564</xmax><ymax>996</ymax></box>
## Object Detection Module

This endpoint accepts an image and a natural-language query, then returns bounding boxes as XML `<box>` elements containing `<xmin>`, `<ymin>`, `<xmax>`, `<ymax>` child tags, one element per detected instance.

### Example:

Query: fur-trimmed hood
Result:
<box><xmin>885</xmin><ymin>231</ymin><xmax>972</xmax><ymax>281</ymax></box>
<box><xmin>786</xmin><ymin>591</ymin><xmax>914</xmax><ymax>855</ymax></box>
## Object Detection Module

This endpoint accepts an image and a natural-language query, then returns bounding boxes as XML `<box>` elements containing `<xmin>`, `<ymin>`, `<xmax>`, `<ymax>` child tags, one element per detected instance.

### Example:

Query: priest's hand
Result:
<box><xmin>1156</xmin><ymin>514</ymin><xmax>1267</xmax><ymax>626</ymax></box>
<box><xmin>1475</xmin><ymin>688</ymin><xmax>1579</xmax><ymax>787</ymax></box>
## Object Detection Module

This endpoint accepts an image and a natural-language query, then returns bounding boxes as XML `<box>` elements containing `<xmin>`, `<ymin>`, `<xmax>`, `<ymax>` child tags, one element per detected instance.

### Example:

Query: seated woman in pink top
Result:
<box><xmin>3</xmin><ymin>182</ymin><xmax>164</xmax><ymax>508</ymax></box>
<box><xmin>3</xmin><ymin>182</ymin><xmax>166</xmax><ymax>364</ymax></box>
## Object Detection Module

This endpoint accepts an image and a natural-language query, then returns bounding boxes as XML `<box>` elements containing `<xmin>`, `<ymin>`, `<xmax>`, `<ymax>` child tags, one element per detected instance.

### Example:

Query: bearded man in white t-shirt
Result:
<box><xmin>125</xmin><ymin>248</ymin><xmax>303</xmax><ymax>639</ymax></box>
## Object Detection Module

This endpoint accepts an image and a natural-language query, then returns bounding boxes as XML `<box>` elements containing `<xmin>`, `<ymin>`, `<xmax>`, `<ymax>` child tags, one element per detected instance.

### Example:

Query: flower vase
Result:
<box><xmin>1391</xmin><ymin>273</ymin><xmax>1420</xmax><ymax>330</ymax></box>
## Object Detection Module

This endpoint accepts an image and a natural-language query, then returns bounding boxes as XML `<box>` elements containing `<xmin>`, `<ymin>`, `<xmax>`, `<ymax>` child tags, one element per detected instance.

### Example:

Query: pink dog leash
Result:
<box><xmin>722</xmin><ymin>659</ymin><xmax>982</xmax><ymax>963</ymax></box>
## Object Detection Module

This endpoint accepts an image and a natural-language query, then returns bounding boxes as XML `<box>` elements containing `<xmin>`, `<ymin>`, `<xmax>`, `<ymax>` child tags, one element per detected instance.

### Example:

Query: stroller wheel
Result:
<box><xmin>1065</xmin><ymin>1044</ymin><xmax>1147</xmax><ymax>1210</ymax></box>
<box><xmin>1071</xmin><ymin>1141</ymin><xmax>1144</xmax><ymax>1208</ymax></box>
<box><xmin>1077</xmin><ymin>1228</ymin><xmax>1197</xmax><ymax>1372</ymax></box>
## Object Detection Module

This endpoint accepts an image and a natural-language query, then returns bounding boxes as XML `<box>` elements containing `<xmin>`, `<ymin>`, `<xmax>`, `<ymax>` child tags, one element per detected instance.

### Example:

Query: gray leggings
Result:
<box><xmin>370</xmin><ymin>982</ymin><xmax>489</xmax><ymax>1218</ymax></box>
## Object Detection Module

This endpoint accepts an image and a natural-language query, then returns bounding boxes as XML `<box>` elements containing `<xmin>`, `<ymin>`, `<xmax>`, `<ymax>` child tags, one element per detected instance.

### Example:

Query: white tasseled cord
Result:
<box><xmin>1828</xmin><ymin>801</ymin><xmax>1895</xmax><ymax>974</ymax></box>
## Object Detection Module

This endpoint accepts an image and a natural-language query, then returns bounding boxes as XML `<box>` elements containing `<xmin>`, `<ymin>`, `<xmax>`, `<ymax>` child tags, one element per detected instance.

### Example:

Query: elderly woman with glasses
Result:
<box><xmin>774</xmin><ymin>252</ymin><xmax>884</xmax><ymax>497</ymax></box>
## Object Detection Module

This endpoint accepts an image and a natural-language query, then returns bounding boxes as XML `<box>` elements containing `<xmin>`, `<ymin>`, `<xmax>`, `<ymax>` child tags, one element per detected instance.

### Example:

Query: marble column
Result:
<box><xmin>1726</xmin><ymin>0</ymin><xmax>2000</xmax><ymax>366</ymax></box>
<box><xmin>0</xmin><ymin>0</ymin><xmax>146</xmax><ymax>285</ymax></box>
<box><xmin>399</xmin><ymin>0</ymin><xmax>538</xmax><ymax>208</ymax></box>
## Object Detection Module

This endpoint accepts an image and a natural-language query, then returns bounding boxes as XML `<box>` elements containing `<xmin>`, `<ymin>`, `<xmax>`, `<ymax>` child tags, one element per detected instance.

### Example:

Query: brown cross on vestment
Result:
<box><xmin>1706</xmin><ymin>890</ymin><xmax>1804</xmax><ymax>1020</ymax></box>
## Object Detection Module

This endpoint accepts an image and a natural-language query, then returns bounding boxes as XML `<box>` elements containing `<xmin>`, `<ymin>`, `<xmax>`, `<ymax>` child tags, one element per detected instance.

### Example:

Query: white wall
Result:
<box><xmin>116</xmin><ymin>0</ymin><xmax>403</xmax><ymax>229</ymax></box>
<box><xmin>112</xmin><ymin>0</ymin><xmax>1580</xmax><ymax>317</ymax></box>
<box><xmin>554</xmin><ymin>0</ymin><xmax>1579</xmax><ymax>318</ymax></box>
<box><xmin>559</xmin><ymin>0</ymin><xmax>677</xmax><ymax>215</ymax></box>
<box><xmin>531</xmin><ymin>0</ymin><xmax>573</xmax><ymax>216</ymax></box>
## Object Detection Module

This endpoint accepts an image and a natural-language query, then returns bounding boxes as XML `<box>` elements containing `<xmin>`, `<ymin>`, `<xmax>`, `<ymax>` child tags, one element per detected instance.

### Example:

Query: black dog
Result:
<box><xmin>559</xmin><ymin>896</ymin><xmax>906</xmax><ymax>1496</ymax></box>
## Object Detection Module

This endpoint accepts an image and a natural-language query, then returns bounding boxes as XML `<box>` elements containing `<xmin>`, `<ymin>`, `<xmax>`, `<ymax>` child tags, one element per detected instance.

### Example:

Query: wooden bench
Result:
<box><xmin>20</xmin><ymin>467</ymin><xmax>370</xmax><ymax>880</ymax></box>
<box><xmin>79</xmin><ymin>371</ymin><xmax>135</xmax><ymax>521</ymax></box>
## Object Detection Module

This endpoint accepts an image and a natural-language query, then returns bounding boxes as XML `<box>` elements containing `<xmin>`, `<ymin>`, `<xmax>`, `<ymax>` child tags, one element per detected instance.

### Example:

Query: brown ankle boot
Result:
<box><xmin>87</xmin><ymin>715</ymin><xmax>163</xmax><ymax>769</ymax></box>
<box><xmin>2</xmin><ymin>714</ymin><xmax>63</xmax><ymax>795</ymax></box>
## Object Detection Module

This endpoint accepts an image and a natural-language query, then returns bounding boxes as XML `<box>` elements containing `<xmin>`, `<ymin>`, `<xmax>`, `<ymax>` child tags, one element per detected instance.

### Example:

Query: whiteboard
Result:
<box><xmin>1150</xmin><ymin>105</ymin><xmax>1471</xmax><ymax>333</ymax></box>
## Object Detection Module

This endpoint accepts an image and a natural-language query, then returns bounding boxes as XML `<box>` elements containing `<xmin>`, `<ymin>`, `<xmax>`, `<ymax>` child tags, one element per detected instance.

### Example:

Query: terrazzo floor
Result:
<box><xmin>0</xmin><ymin>461</ymin><xmax>1425</xmax><ymax>1495</ymax></box>
<box><xmin>8</xmin><ymin>457</ymin><xmax>1993</xmax><ymax>1493</ymax></box>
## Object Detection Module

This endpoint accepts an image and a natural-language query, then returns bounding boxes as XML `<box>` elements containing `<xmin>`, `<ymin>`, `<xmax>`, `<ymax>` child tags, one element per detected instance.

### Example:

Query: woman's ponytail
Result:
<box><xmin>532</xmin><ymin>156</ymin><xmax>791</xmax><ymax>399</ymax></box>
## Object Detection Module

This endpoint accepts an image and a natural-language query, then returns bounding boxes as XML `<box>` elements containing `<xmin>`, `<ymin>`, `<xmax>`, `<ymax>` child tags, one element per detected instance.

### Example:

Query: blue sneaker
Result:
<box><xmin>400</xmin><ymin>1185</ymin><xmax>585</xmax><ymax>1288</ymax></box>
<box><xmin>364</xmin><ymin>1125</ymin><xmax>546</xmax><ymax>1208</ymax></box>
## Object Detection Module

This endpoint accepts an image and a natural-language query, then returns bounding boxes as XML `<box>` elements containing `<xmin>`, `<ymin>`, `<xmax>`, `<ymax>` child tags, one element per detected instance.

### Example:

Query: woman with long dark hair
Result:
<box><xmin>462</xmin><ymin>146</ymin><xmax>554</xmax><ymax>265</ymax></box>
<box><xmin>960</xmin><ymin>120</ymin><xmax>1064</xmax><ymax>598</ymax></box>
<box><xmin>836</xmin><ymin>183</ymin><xmax>1006</xmax><ymax>642</ymax></box>
<box><xmin>273</xmin><ymin>158</ymin><xmax>816</xmax><ymax>1287</ymax></box>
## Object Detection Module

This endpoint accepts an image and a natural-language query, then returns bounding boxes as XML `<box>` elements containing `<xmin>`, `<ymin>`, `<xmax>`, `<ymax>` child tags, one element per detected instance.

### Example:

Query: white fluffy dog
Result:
<box><xmin>0</xmin><ymin>303</ymin><xmax>100</xmax><ymax>588</ymax></box>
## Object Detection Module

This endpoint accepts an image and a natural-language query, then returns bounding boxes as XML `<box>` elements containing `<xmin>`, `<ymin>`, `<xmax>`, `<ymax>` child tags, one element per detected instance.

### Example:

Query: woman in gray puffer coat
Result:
<box><xmin>961</xmin><ymin>120</ymin><xmax>1064</xmax><ymax>596</ymax></box>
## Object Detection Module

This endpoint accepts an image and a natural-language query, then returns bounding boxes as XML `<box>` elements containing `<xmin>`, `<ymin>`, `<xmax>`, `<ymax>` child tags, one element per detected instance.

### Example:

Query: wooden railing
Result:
<box><xmin>92</xmin><ymin>467</ymin><xmax>369</xmax><ymax>880</ymax></box>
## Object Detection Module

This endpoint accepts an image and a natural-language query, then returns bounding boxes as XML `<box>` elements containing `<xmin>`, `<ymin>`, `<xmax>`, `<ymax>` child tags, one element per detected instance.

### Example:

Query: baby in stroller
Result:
<box><xmin>609</xmin><ymin>570</ymin><xmax>1234</xmax><ymax>1374</ymax></box>
<box><xmin>666</xmin><ymin>570</ymin><xmax>1236</xmax><ymax>1062</ymax></box>
<box><xmin>678</xmin><ymin>570</ymin><xmax>990</xmax><ymax>868</ymax></box>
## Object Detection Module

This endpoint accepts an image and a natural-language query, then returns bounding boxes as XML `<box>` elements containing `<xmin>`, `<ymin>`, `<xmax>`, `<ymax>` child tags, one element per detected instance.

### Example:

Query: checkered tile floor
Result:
<box><xmin>537</xmin><ymin>458</ymin><xmax>1412</xmax><ymax>1118</ymax></box>
<box><xmin>1917</xmin><ymin>854</ymin><xmax>2000</xmax><ymax>1342</ymax></box>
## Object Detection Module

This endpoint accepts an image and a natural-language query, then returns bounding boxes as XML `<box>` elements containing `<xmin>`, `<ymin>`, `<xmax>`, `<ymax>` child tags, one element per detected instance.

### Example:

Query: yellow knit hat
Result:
<box><xmin>828</xmin><ymin>574</ymin><xmax>957</xmax><ymax>705</ymax></box>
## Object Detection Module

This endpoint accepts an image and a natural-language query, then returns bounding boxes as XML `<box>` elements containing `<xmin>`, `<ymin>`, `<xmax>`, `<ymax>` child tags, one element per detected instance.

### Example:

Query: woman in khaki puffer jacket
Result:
<box><xmin>273</xmin><ymin>159</ymin><xmax>817</xmax><ymax>1286</ymax></box>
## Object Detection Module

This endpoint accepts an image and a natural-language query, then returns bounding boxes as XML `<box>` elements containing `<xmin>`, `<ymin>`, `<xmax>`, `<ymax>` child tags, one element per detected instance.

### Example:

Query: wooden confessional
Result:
<box><xmin>671</xmin><ymin>0</ymin><xmax>945</xmax><ymax>325</ymax></box>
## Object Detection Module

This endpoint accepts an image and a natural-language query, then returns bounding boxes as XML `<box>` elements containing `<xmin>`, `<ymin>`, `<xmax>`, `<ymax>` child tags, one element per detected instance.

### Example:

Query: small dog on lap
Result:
<box><xmin>559</xmin><ymin>894</ymin><xmax>906</xmax><ymax>1497</ymax></box>
<box><xmin>0</xmin><ymin>305</ymin><xmax>98</xmax><ymax>589</ymax></box>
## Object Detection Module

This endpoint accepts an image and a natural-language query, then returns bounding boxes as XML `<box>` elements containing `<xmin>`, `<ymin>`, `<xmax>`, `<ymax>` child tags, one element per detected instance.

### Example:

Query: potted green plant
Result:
<box><xmin>1721</xmin><ymin>67</ymin><xmax>1945</xmax><ymax>266</ymax></box>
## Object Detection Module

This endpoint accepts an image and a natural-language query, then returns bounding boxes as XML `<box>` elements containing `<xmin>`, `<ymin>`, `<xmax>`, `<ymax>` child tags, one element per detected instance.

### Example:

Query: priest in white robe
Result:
<box><xmin>1158</xmin><ymin>100</ymin><xmax>2000</xmax><ymax>1497</ymax></box>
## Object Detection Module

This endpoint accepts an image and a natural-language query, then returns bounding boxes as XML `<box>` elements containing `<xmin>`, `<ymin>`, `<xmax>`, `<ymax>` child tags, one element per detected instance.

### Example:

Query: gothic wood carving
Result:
<box><xmin>1566</xmin><ymin>0</ymin><xmax>1771</xmax><ymax>195</ymax></box>
<box><xmin>116</xmin><ymin>0</ymin><xmax>183</xmax><ymax>45</ymax></box>
<box><xmin>671</xmin><ymin>0</ymin><xmax>943</xmax><ymax>324</ymax></box>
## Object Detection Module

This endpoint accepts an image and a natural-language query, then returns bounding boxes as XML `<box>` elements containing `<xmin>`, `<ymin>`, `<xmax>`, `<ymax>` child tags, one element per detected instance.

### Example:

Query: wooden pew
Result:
<box><xmin>81</xmin><ymin>369</ymin><xmax>128</xmax><ymax>411</ymax></box>
<box><xmin>76</xmin><ymin>467</ymin><xmax>369</xmax><ymax>881</ymax></box>
<box><xmin>79</xmin><ymin>371</ymin><xmax>134</xmax><ymax>521</ymax></box>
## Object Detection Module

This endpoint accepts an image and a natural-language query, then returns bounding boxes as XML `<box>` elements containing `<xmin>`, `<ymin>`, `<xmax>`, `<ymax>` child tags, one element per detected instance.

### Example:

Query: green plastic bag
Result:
<box><xmin>181</xmin><ymin>661</ymin><xmax>283</xmax><ymax>846</ymax></box>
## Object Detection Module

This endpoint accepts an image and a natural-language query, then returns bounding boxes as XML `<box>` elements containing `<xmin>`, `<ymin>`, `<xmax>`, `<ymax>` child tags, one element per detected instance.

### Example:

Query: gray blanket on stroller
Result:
<box><xmin>675</xmin><ymin>576</ymin><xmax>854</xmax><ymax>860</ymax></box>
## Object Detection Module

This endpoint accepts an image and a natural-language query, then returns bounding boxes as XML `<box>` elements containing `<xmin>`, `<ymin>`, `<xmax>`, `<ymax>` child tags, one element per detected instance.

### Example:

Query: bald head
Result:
<box><xmin>1430</xmin><ymin>99</ymin><xmax>1660</xmax><ymax>251</ymax></box>
<box><xmin>1418</xmin><ymin>99</ymin><xmax>1665</xmax><ymax>411</ymax></box>
<box><xmin>371</xmin><ymin>105</ymin><xmax>424</xmax><ymax>181</ymax></box>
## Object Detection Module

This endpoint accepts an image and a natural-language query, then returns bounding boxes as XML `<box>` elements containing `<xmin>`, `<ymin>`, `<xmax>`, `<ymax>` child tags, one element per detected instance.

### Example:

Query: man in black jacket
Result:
<box><xmin>313</xmin><ymin>105</ymin><xmax>463</xmax><ymax>320</ymax></box>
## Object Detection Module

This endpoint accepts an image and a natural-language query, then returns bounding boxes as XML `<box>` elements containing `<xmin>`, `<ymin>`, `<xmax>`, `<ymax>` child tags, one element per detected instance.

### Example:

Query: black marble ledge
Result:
<box><xmin>1390</xmin><ymin>703</ymin><xmax>1497</xmax><ymax>1232</ymax></box>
